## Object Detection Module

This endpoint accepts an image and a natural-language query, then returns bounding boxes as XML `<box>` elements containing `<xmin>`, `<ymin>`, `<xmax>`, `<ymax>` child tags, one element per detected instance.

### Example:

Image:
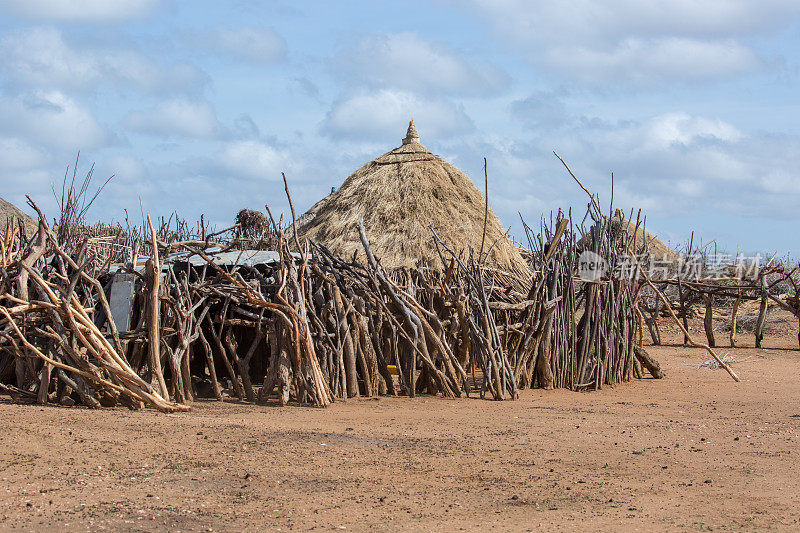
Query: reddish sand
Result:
<box><xmin>1</xmin><ymin>324</ymin><xmax>799</xmax><ymax>531</ymax></box>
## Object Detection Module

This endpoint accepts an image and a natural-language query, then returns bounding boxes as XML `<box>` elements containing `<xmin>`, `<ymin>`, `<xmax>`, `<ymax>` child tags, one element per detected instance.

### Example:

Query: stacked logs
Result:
<box><xmin>0</xmin><ymin>211</ymin><xmax>186</xmax><ymax>411</ymax></box>
<box><xmin>1</xmin><ymin>198</ymin><xmax>659</xmax><ymax>410</ymax></box>
<box><xmin>520</xmin><ymin>208</ymin><xmax>643</xmax><ymax>391</ymax></box>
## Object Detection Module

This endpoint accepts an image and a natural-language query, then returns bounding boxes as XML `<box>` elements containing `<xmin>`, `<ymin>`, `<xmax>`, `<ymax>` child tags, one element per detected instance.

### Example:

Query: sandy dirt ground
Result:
<box><xmin>2</xmin><ymin>319</ymin><xmax>799</xmax><ymax>532</ymax></box>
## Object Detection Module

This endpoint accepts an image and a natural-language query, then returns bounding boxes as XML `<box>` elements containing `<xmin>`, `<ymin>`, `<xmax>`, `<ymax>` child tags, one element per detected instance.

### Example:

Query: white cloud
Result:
<box><xmin>1</xmin><ymin>169</ymin><xmax>52</xmax><ymax>206</ymax></box>
<box><xmin>322</xmin><ymin>89</ymin><xmax>474</xmax><ymax>141</ymax></box>
<box><xmin>0</xmin><ymin>137</ymin><xmax>53</xmax><ymax>211</ymax></box>
<box><xmin>1</xmin><ymin>27</ymin><xmax>98</xmax><ymax>88</ymax></box>
<box><xmin>104</xmin><ymin>155</ymin><xmax>146</xmax><ymax>183</ymax></box>
<box><xmin>0</xmin><ymin>27</ymin><xmax>206</xmax><ymax>93</ymax></box>
<box><xmin>557</xmin><ymin>113</ymin><xmax>797</xmax><ymax>216</ymax></box>
<box><xmin>443</xmin><ymin>109</ymin><xmax>800</xmax><ymax>246</ymax></box>
<box><xmin>0</xmin><ymin>137</ymin><xmax>49</xmax><ymax>171</ymax></box>
<box><xmin>464</xmin><ymin>0</ymin><xmax>800</xmax><ymax>44</ymax></box>
<box><xmin>671</xmin><ymin>179</ymin><xmax>706</xmax><ymax>198</ymax></box>
<box><xmin>336</xmin><ymin>32</ymin><xmax>510</xmax><ymax>96</ymax></box>
<box><xmin>597</xmin><ymin>112</ymin><xmax>744</xmax><ymax>152</ymax></box>
<box><xmin>0</xmin><ymin>91</ymin><xmax>111</xmax><ymax>150</ymax></box>
<box><xmin>220</xmin><ymin>141</ymin><xmax>291</xmax><ymax>181</ymax></box>
<box><xmin>0</xmin><ymin>0</ymin><xmax>160</xmax><ymax>23</ymax></box>
<box><xmin>643</xmin><ymin>112</ymin><xmax>743</xmax><ymax>149</ymax></box>
<box><xmin>232</xmin><ymin>114</ymin><xmax>261</xmax><ymax>139</ymax></box>
<box><xmin>209</xmin><ymin>26</ymin><xmax>286</xmax><ymax>63</ymax></box>
<box><xmin>492</xmin><ymin>193</ymin><xmax>547</xmax><ymax>218</ymax></box>
<box><xmin>546</xmin><ymin>38</ymin><xmax>759</xmax><ymax>84</ymax></box>
<box><xmin>759</xmin><ymin>170</ymin><xmax>800</xmax><ymax>194</ymax></box>
<box><xmin>125</xmin><ymin>99</ymin><xmax>225</xmax><ymax>139</ymax></box>
<box><xmin>511</xmin><ymin>92</ymin><xmax>568</xmax><ymax>129</ymax></box>
<box><xmin>460</xmin><ymin>0</ymin><xmax>799</xmax><ymax>84</ymax></box>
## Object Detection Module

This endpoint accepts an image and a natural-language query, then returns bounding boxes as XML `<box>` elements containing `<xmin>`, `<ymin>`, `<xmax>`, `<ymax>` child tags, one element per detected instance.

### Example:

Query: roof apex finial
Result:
<box><xmin>402</xmin><ymin>119</ymin><xmax>420</xmax><ymax>145</ymax></box>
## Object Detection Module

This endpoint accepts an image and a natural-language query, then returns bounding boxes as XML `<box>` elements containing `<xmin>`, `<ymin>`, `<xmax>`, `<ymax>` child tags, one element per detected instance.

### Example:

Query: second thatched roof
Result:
<box><xmin>579</xmin><ymin>209</ymin><xmax>679</xmax><ymax>261</ymax></box>
<box><xmin>296</xmin><ymin>121</ymin><xmax>529</xmax><ymax>274</ymax></box>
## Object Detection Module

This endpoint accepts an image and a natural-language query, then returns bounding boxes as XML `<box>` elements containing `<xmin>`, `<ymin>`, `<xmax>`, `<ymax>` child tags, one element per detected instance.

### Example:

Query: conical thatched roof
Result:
<box><xmin>0</xmin><ymin>197</ymin><xmax>36</xmax><ymax>236</ymax></box>
<box><xmin>296</xmin><ymin>121</ymin><xmax>529</xmax><ymax>274</ymax></box>
<box><xmin>579</xmin><ymin>209</ymin><xmax>679</xmax><ymax>261</ymax></box>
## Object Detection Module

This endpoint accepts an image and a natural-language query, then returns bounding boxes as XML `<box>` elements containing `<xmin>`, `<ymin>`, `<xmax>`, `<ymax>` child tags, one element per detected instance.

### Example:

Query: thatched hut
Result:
<box><xmin>0</xmin><ymin>197</ymin><xmax>36</xmax><ymax>236</ymax></box>
<box><xmin>296</xmin><ymin>121</ymin><xmax>529</xmax><ymax>274</ymax></box>
<box><xmin>579</xmin><ymin>208</ymin><xmax>678</xmax><ymax>261</ymax></box>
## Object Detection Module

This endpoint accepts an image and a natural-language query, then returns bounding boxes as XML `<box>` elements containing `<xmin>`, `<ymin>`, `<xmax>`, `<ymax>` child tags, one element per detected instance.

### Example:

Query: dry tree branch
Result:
<box><xmin>554</xmin><ymin>152</ymin><xmax>740</xmax><ymax>382</ymax></box>
<box><xmin>479</xmin><ymin>157</ymin><xmax>489</xmax><ymax>264</ymax></box>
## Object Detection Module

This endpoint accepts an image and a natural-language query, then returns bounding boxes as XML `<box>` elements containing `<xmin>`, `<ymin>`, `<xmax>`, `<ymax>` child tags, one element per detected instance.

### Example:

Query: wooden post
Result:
<box><xmin>535</xmin><ymin>314</ymin><xmax>554</xmax><ymax>389</ymax></box>
<box><xmin>677</xmin><ymin>283</ymin><xmax>690</xmax><ymax>345</ymax></box>
<box><xmin>678</xmin><ymin>232</ymin><xmax>694</xmax><ymax>345</ymax></box>
<box><xmin>651</xmin><ymin>291</ymin><xmax>662</xmax><ymax>346</ymax></box>
<box><xmin>146</xmin><ymin>215</ymin><xmax>169</xmax><ymax>399</ymax></box>
<box><xmin>755</xmin><ymin>278</ymin><xmax>768</xmax><ymax>349</ymax></box>
<box><xmin>332</xmin><ymin>285</ymin><xmax>358</xmax><ymax>398</ymax></box>
<box><xmin>730</xmin><ymin>285</ymin><xmax>741</xmax><ymax>348</ymax></box>
<box><xmin>37</xmin><ymin>361</ymin><xmax>52</xmax><ymax>405</ymax></box>
<box><xmin>635</xmin><ymin>303</ymin><xmax>645</xmax><ymax>348</ymax></box>
<box><xmin>703</xmin><ymin>294</ymin><xmax>716</xmax><ymax>347</ymax></box>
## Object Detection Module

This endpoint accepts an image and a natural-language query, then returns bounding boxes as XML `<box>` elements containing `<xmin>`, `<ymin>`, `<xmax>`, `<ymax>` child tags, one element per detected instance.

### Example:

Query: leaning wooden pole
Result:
<box><xmin>146</xmin><ymin>214</ymin><xmax>169</xmax><ymax>399</ymax></box>
<box><xmin>637</xmin><ymin>265</ymin><xmax>739</xmax><ymax>382</ymax></box>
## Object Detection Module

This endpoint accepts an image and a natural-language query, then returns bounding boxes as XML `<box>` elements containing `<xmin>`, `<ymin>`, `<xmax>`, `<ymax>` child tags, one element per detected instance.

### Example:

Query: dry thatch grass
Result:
<box><xmin>579</xmin><ymin>208</ymin><xmax>679</xmax><ymax>261</ymax></box>
<box><xmin>236</xmin><ymin>209</ymin><xmax>270</xmax><ymax>238</ymax></box>
<box><xmin>0</xmin><ymin>197</ymin><xmax>36</xmax><ymax>237</ymax></box>
<box><xmin>296</xmin><ymin>122</ymin><xmax>529</xmax><ymax>274</ymax></box>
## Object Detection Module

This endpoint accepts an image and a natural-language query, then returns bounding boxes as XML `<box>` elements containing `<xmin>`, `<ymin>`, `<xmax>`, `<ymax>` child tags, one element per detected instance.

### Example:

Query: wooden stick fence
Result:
<box><xmin>0</xmin><ymin>196</ymin><xmax>665</xmax><ymax>410</ymax></box>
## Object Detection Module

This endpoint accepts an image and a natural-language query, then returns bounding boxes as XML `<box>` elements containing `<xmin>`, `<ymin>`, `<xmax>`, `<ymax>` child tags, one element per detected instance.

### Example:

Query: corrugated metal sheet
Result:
<box><xmin>132</xmin><ymin>248</ymin><xmax>303</xmax><ymax>270</ymax></box>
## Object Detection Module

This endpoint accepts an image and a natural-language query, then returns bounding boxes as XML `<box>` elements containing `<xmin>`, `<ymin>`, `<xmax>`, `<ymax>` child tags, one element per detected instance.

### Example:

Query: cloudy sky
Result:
<box><xmin>1</xmin><ymin>0</ymin><xmax>799</xmax><ymax>255</ymax></box>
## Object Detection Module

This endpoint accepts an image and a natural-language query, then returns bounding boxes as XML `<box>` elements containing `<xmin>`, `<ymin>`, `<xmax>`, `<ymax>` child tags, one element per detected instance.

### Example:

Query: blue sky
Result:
<box><xmin>1</xmin><ymin>0</ymin><xmax>799</xmax><ymax>256</ymax></box>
